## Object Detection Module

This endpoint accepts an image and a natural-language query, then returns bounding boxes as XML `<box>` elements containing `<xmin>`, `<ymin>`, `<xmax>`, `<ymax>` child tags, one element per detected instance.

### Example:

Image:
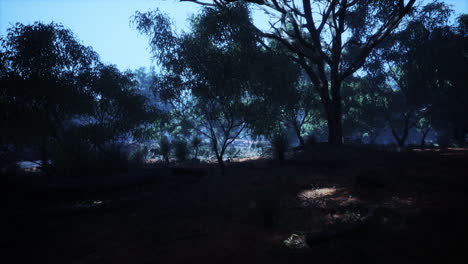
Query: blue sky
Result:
<box><xmin>1</xmin><ymin>0</ymin><xmax>466</xmax><ymax>71</ymax></box>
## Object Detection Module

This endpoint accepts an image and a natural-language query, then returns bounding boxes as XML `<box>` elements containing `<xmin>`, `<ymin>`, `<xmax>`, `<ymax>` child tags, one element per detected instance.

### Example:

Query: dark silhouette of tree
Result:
<box><xmin>84</xmin><ymin>64</ymin><xmax>162</xmax><ymax>152</ymax></box>
<box><xmin>1</xmin><ymin>22</ymin><xmax>163</xmax><ymax>175</ymax></box>
<box><xmin>191</xmin><ymin>136</ymin><xmax>202</xmax><ymax>160</ymax></box>
<box><xmin>0</xmin><ymin>22</ymin><xmax>99</xmax><ymax>169</ymax></box>
<box><xmin>181</xmin><ymin>0</ymin><xmax>417</xmax><ymax>145</ymax></box>
<box><xmin>364</xmin><ymin>1</ymin><xmax>460</xmax><ymax>147</ymax></box>
<box><xmin>409</xmin><ymin>15</ymin><xmax>468</xmax><ymax>146</ymax></box>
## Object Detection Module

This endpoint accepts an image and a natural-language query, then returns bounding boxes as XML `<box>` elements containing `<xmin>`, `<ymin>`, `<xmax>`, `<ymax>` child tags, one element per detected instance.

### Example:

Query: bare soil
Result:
<box><xmin>3</xmin><ymin>146</ymin><xmax>468</xmax><ymax>263</ymax></box>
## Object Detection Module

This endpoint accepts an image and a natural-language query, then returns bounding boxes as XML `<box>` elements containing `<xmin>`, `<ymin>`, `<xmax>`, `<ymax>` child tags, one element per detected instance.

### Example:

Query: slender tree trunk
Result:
<box><xmin>211</xmin><ymin>138</ymin><xmax>225</xmax><ymax>170</ymax></box>
<box><xmin>216</xmin><ymin>155</ymin><xmax>225</xmax><ymax>169</ymax></box>
<box><xmin>391</xmin><ymin>128</ymin><xmax>408</xmax><ymax>148</ymax></box>
<box><xmin>420</xmin><ymin>128</ymin><xmax>430</xmax><ymax>148</ymax></box>
<box><xmin>292</xmin><ymin>121</ymin><xmax>304</xmax><ymax>147</ymax></box>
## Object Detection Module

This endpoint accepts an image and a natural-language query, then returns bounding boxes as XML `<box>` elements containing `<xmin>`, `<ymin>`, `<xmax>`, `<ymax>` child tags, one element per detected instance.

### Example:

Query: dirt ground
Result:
<box><xmin>3</xmin><ymin>146</ymin><xmax>468</xmax><ymax>263</ymax></box>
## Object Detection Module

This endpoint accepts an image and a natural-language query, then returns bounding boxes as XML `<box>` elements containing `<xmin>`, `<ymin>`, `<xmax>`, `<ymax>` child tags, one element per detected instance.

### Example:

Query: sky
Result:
<box><xmin>1</xmin><ymin>0</ymin><xmax>466</xmax><ymax>71</ymax></box>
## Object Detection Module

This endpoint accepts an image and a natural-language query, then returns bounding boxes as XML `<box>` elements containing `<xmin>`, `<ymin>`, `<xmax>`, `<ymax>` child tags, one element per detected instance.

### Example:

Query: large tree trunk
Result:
<box><xmin>327</xmin><ymin>105</ymin><xmax>343</xmax><ymax>146</ymax></box>
<box><xmin>325</xmin><ymin>81</ymin><xmax>343</xmax><ymax>146</ymax></box>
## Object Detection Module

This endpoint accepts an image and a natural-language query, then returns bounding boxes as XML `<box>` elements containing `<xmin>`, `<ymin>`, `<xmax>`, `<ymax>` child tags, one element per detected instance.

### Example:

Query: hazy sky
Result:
<box><xmin>1</xmin><ymin>0</ymin><xmax>466</xmax><ymax>71</ymax></box>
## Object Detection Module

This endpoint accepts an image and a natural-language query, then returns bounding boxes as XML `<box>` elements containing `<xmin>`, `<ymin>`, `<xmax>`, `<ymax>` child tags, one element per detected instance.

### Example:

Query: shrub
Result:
<box><xmin>128</xmin><ymin>146</ymin><xmax>148</xmax><ymax>167</ymax></box>
<box><xmin>174</xmin><ymin>139</ymin><xmax>189</xmax><ymax>162</ymax></box>
<box><xmin>51</xmin><ymin>137</ymin><xmax>129</xmax><ymax>178</ymax></box>
<box><xmin>158</xmin><ymin>136</ymin><xmax>171</xmax><ymax>163</ymax></box>
<box><xmin>270</xmin><ymin>131</ymin><xmax>289</xmax><ymax>162</ymax></box>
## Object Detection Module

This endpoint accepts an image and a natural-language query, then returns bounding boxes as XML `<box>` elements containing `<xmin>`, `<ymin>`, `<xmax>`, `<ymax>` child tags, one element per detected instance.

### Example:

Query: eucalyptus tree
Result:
<box><xmin>181</xmin><ymin>0</ymin><xmax>417</xmax><ymax>145</ymax></box>
<box><xmin>84</xmin><ymin>64</ymin><xmax>163</xmax><ymax>151</ymax></box>
<box><xmin>409</xmin><ymin>15</ymin><xmax>468</xmax><ymax>146</ymax></box>
<box><xmin>134</xmin><ymin>4</ymin><xmax>261</xmax><ymax>168</ymax></box>
<box><xmin>364</xmin><ymin>1</ymin><xmax>455</xmax><ymax>147</ymax></box>
<box><xmin>0</xmin><ymin>22</ymin><xmax>99</xmax><ymax>166</ymax></box>
<box><xmin>1</xmin><ymin>22</ymin><xmax>164</xmax><ymax>174</ymax></box>
<box><xmin>340</xmin><ymin>76</ymin><xmax>387</xmax><ymax>144</ymax></box>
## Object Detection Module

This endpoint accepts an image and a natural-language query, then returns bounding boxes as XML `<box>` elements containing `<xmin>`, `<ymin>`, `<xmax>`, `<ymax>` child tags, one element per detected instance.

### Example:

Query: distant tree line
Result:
<box><xmin>1</xmin><ymin>0</ymin><xmax>467</xmax><ymax>175</ymax></box>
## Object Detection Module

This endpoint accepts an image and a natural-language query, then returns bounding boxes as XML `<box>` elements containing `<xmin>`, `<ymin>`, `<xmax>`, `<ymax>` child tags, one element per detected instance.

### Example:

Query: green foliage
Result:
<box><xmin>0</xmin><ymin>22</ymin><xmax>164</xmax><ymax>175</ymax></box>
<box><xmin>283</xmin><ymin>233</ymin><xmax>307</xmax><ymax>249</ymax></box>
<box><xmin>0</xmin><ymin>22</ymin><xmax>98</xmax><ymax>150</ymax></box>
<box><xmin>134</xmin><ymin>3</ymin><xmax>262</xmax><ymax>167</ymax></box>
<box><xmin>87</xmin><ymin>64</ymin><xmax>162</xmax><ymax>145</ymax></box>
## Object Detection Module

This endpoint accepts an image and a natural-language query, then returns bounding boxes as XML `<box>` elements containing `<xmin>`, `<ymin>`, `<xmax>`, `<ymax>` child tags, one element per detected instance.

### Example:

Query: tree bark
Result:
<box><xmin>292</xmin><ymin>121</ymin><xmax>305</xmax><ymax>147</ymax></box>
<box><xmin>325</xmin><ymin>81</ymin><xmax>344</xmax><ymax>146</ymax></box>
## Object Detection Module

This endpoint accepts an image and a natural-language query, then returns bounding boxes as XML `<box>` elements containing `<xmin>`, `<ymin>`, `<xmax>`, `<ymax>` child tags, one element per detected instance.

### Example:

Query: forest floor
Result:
<box><xmin>2</xmin><ymin>145</ymin><xmax>468</xmax><ymax>264</ymax></box>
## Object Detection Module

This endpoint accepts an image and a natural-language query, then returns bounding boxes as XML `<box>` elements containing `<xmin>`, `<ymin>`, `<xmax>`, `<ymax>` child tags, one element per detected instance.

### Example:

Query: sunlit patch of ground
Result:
<box><xmin>230</xmin><ymin>156</ymin><xmax>264</xmax><ymax>162</ymax></box>
<box><xmin>298</xmin><ymin>187</ymin><xmax>337</xmax><ymax>200</ymax></box>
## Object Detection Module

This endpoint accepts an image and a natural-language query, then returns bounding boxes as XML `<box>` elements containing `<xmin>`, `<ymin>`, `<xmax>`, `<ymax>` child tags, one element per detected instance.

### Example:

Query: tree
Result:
<box><xmin>0</xmin><ymin>22</ymin><xmax>98</xmax><ymax>168</ymax></box>
<box><xmin>83</xmin><ymin>64</ymin><xmax>162</xmax><ymax>151</ymax></box>
<box><xmin>340</xmin><ymin>76</ymin><xmax>387</xmax><ymax>144</ymax></box>
<box><xmin>364</xmin><ymin>1</ymin><xmax>458</xmax><ymax>147</ymax></box>
<box><xmin>412</xmin><ymin>17</ymin><xmax>468</xmax><ymax>146</ymax></box>
<box><xmin>157</xmin><ymin>136</ymin><xmax>172</xmax><ymax>163</ymax></box>
<box><xmin>0</xmin><ymin>22</ymin><xmax>164</xmax><ymax>175</ymax></box>
<box><xmin>134</xmin><ymin>3</ymin><xmax>293</xmax><ymax>168</ymax></box>
<box><xmin>181</xmin><ymin>0</ymin><xmax>417</xmax><ymax>145</ymax></box>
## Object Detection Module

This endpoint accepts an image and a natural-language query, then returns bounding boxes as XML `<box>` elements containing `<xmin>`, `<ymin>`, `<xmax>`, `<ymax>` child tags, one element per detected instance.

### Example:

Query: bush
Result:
<box><xmin>174</xmin><ymin>139</ymin><xmax>189</xmax><ymax>162</ymax></box>
<box><xmin>128</xmin><ymin>146</ymin><xmax>148</xmax><ymax>167</ymax></box>
<box><xmin>270</xmin><ymin>131</ymin><xmax>289</xmax><ymax>162</ymax></box>
<box><xmin>158</xmin><ymin>136</ymin><xmax>171</xmax><ymax>163</ymax></box>
<box><xmin>51</xmin><ymin>138</ymin><xmax>129</xmax><ymax>178</ymax></box>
